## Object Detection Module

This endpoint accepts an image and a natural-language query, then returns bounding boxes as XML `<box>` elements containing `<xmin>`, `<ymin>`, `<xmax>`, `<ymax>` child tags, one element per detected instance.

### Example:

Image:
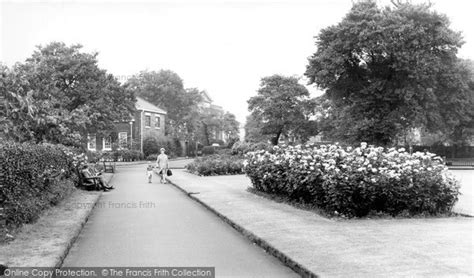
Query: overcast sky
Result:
<box><xmin>1</xmin><ymin>0</ymin><xmax>473</xmax><ymax>124</ymax></box>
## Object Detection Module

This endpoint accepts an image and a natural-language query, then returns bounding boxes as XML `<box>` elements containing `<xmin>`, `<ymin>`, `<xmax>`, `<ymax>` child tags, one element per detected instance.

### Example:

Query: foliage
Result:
<box><xmin>231</xmin><ymin>141</ymin><xmax>273</xmax><ymax>156</ymax></box>
<box><xmin>185</xmin><ymin>154</ymin><xmax>244</xmax><ymax>176</ymax></box>
<box><xmin>247</xmin><ymin>75</ymin><xmax>318</xmax><ymax>145</ymax></box>
<box><xmin>1</xmin><ymin>42</ymin><xmax>136</xmax><ymax>147</ymax></box>
<box><xmin>0</xmin><ymin>142</ymin><xmax>79</xmax><ymax>226</ymax></box>
<box><xmin>0</xmin><ymin>64</ymin><xmax>37</xmax><ymax>142</ymax></box>
<box><xmin>244</xmin><ymin>114</ymin><xmax>272</xmax><ymax>143</ymax></box>
<box><xmin>125</xmin><ymin>72</ymin><xmax>240</xmax><ymax>147</ymax></box>
<box><xmin>202</xmin><ymin>146</ymin><xmax>216</xmax><ymax>155</ymax></box>
<box><xmin>146</xmin><ymin>154</ymin><xmax>158</xmax><ymax>161</ymax></box>
<box><xmin>173</xmin><ymin>137</ymin><xmax>183</xmax><ymax>157</ymax></box>
<box><xmin>244</xmin><ymin>143</ymin><xmax>460</xmax><ymax>217</ymax></box>
<box><xmin>305</xmin><ymin>1</ymin><xmax>472</xmax><ymax>146</ymax></box>
<box><xmin>101</xmin><ymin>149</ymin><xmax>143</xmax><ymax>162</ymax></box>
<box><xmin>195</xmin><ymin>107</ymin><xmax>240</xmax><ymax>147</ymax></box>
<box><xmin>142</xmin><ymin>135</ymin><xmax>180</xmax><ymax>158</ymax></box>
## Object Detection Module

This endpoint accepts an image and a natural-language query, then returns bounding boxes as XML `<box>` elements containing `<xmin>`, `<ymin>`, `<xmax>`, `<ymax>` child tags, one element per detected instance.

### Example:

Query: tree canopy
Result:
<box><xmin>247</xmin><ymin>75</ymin><xmax>317</xmax><ymax>145</ymax></box>
<box><xmin>305</xmin><ymin>0</ymin><xmax>472</xmax><ymax>146</ymax></box>
<box><xmin>1</xmin><ymin>42</ymin><xmax>136</xmax><ymax>146</ymax></box>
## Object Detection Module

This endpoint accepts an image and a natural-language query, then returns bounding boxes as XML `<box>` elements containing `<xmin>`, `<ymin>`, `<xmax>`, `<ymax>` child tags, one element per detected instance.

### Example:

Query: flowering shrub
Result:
<box><xmin>244</xmin><ymin>143</ymin><xmax>460</xmax><ymax>217</ymax></box>
<box><xmin>186</xmin><ymin>155</ymin><xmax>244</xmax><ymax>176</ymax></box>
<box><xmin>0</xmin><ymin>142</ymin><xmax>79</xmax><ymax>227</ymax></box>
<box><xmin>231</xmin><ymin>141</ymin><xmax>273</xmax><ymax>156</ymax></box>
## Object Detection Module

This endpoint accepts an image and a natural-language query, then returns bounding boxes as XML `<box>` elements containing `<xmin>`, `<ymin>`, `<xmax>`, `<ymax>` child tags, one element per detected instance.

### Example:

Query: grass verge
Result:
<box><xmin>0</xmin><ymin>188</ymin><xmax>103</xmax><ymax>267</ymax></box>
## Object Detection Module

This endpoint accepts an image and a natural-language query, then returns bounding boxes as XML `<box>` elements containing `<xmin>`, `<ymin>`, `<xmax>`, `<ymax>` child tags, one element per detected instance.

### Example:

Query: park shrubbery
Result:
<box><xmin>185</xmin><ymin>155</ymin><xmax>244</xmax><ymax>176</ymax></box>
<box><xmin>0</xmin><ymin>142</ymin><xmax>79</xmax><ymax>226</ymax></box>
<box><xmin>231</xmin><ymin>141</ymin><xmax>273</xmax><ymax>156</ymax></box>
<box><xmin>244</xmin><ymin>143</ymin><xmax>460</xmax><ymax>217</ymax></box>
<box><xmin>201</xmin><ymin>146</ymin><xmax>216</xmax><ymax>155</ymax></box>
<box><xmin>143</xmin><ymin>136</ymin><xmax>181</xmax><ymax>158</ymax></box>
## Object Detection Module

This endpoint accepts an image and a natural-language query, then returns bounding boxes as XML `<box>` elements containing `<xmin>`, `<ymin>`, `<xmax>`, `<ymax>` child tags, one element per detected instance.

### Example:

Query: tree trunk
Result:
<box><xmin>271</xmin><ymin>130</ymin><xmax>282</xmax><ymax>145</ymax></box>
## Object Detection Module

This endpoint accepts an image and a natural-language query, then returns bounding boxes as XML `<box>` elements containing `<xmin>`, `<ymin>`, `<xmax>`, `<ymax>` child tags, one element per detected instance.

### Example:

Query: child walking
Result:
<box><xmin>146</xmin><ymin>164</ymin><xmax>154</xmax><ymax>183</ymax></box>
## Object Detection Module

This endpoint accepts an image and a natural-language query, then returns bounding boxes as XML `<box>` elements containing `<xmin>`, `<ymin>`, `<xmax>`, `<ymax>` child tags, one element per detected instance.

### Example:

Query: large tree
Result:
<box><xmin>1</xmin><ymin>42</ymin><xmax>136</xmax><ymax>146</ymax></box>
<box><xmin>244</xmin><ymin>113</ymin><xmax>271</xmax><ymax>143</ymax></box>
<box><xmin>221</xmin><ymin>111</ymin><xmax>240</xmax><ymax>145</ymax></box>
<box><xmin>247</xmin><ymin>75</ymin><xmax>317</xmax><ymax>145</ymax></box>
<box><xmin>1</xmin><ymin>64</ymin><xmax>37</xmax><ymax>142</ymax></box>
<box><xmin>305</xmin><ymin>0</ymin><xmax>472</xmax><ymax>146</ymax></box>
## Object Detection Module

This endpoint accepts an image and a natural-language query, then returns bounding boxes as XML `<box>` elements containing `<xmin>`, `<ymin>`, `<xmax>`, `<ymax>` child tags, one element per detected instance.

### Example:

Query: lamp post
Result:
<box><xmin>129</xmin><ymin>118</ymin><xmax>135</xmax><ymax>149</ymax></box>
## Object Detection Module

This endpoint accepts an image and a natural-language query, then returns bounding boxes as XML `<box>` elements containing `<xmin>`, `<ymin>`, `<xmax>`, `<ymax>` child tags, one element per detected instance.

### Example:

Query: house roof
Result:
<box><xmin>136</xmin><ymin>97</ymin><xmax>167</xmax><ymax>114</ymax></box>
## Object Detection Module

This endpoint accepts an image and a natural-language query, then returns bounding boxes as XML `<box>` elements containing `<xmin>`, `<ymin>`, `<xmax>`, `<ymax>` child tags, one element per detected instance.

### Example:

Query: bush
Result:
<box><xmin>185</xmin><ymin>154</ymin><xmax>245</xmax><ymax>176</ymax></box>
<box><xmin>143</xmin><ymin>136</ymin><xmax>161</xmax><ymax>157</ymax></box>
<box><xmin>0</xmin><ymin>142</ymin><xmax>79</xmax><ymax>227</ymax></box>
<box><xmin>217</xmin><ymin>148</ymin><xmax>233</xmax><ymax>156</ymax></box>
<box><xmin>146</xmin><ymin>154</ymin><xmax>158</xmax><ymax>161</ymax></box>
<box><xmin>143</xmin><ymin>136</ymin><xmax>182</xmax><ymax>158</ymax></box>
<box><xmin>244</xmin><ymin>143</ymin><xmax>460</xmax><ymax>217</ymax></box>
<box><xmin>86</xmin><ymin>150</ymin><xmax>103</xmax><ymax>163</ymax></box>
<box><xmin>202</xmin><ymin>146</ymin><xmax>215</xmax><ymax>155</ymax></box>
<box><xmin>231</xmin><ymin>141</ymin><xmax>273</xmax><ymax>155</ymax></box>
<box><xmin>113</xmin><ymin>149</ymin><xmax>143</xmax><ymax>161</ymax></box>
<box><xmin>173</xmin><ymin>138</ymin><xmax>183</xmax><ymax>157</ymax></box>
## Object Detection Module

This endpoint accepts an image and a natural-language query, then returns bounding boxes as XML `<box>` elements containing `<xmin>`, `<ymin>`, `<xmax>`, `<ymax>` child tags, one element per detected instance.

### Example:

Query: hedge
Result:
<box><xmin>244</xmin><ymin>143</ymin><xmax>460</xmax><ymax>217</ymax></box>
<box><xmin>0</xmin><ymin>142</ymin><xmax>79</xmax><ymax>226</ymax></box>
<box><xmin>143</xmin><ymin>136</ymin><xmax>181</xmax><ymax>158</ymax></box>
<box><xmin>185</xmin><ymin>154</ymin><xmax>244</xmax><ymax>176</ymax></box>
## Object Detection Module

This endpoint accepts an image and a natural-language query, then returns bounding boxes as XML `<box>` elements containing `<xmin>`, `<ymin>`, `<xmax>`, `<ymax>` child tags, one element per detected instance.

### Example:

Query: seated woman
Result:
<box><xmin>81</xmin><ymin>164</ymin><xmax>114</xmax><ymax>191</ymax></box>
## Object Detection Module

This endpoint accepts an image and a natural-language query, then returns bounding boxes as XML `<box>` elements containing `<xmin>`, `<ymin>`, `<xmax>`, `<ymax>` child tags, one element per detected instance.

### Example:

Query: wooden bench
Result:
<box><xmin>76</xmin><ymin>167</ymin><xmax>100</xmax><ymax>191</ymax></box>
<box><xmin>103</xmin><ymin>160</ymin><xmax>116</xmax><ymax>173</ymax></box>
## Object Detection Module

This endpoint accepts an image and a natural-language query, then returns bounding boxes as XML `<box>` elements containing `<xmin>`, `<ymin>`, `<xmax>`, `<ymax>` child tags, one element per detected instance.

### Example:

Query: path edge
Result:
<box><xmin>55</xmin><ymin>173</ymin><xmax>115</xmax><ymax>267</ymax></box>
<box><xmin>166</xmin><ymin>177</ymin><xmax>319</xmax><ymax>278</ymax></box>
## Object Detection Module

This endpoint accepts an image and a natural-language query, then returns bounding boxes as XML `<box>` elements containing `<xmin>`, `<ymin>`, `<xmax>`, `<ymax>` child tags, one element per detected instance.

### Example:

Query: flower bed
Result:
<box><xmin>185</xmin><ymin>154</ymin><xmax>244</xmax><ymax>176</ymax></box>
<box><xmin>244</xmin><ymin>143</ymin><xmax>460</xmax><ymax>217</ymax></box>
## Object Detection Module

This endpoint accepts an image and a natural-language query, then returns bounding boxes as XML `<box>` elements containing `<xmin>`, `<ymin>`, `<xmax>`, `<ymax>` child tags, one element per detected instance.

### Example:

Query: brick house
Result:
<box><xmin>86</xmin><ymin>97</ymin><xmax>167</xmax><ymax>153</ymax></box>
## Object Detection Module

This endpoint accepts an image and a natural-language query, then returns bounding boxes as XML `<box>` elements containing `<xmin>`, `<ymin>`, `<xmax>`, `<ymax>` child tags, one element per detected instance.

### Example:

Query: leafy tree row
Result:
<box><xmin>125</xmin><ymin>71</ymin><xmax>240</xmax><ymax>146</ymax></box>
<box><xmin>246</xmin><ymin>0</ymin><xmax>473</xmax><ymax>147</ymax></box>
<box><xmin>1</xmin><ymin>42</ymin><xmax>240</xmax><ymax>149</ymax></box>
<box><xmin>246</xmin><ymin>75</ymin><xmax>318</xmax><ymax>145</ymax></box>
<box><xmin>1</xmin><ymin>42</ymin><xmax>135</xmax><ymax>147</ymax></box>
<box><xmin>305</xmin><ymin>0</ymin><xmax>474</xmax><ymax>146</ymax></box>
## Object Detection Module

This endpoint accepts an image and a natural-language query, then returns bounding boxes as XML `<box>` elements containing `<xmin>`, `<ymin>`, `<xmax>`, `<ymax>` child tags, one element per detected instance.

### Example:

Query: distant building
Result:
<box><xmin>86</xmin><ymin>97</ymin><xmax>167</xmax><ymax>153</ymax></box>
<box><xmin>198</xmin><ymin>91</ymin><xmax>225</xmax><ymax>143</ymax></box>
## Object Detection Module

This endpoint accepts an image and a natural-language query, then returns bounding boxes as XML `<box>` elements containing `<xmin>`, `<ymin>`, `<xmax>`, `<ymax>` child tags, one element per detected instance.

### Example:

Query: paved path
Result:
<box><xmin>62</xmin><ymin>165</ymin><xmax>297</xmax><ymax>277</ymax></box>
<box><xmin>452</xmin><ymin>170</ymin><xmax>474</xmax><ymax>216</ymax></box>
<box><xmin>168</xmin><ymin>170</ymin><xmax>474</xmax><ymax>277</ymax></box>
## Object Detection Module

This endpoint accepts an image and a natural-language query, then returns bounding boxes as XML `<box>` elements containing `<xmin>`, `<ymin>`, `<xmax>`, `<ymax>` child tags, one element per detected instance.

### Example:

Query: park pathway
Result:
<box><xmin>62</xmin><ymin>164</ymin><xmax>298</xmax><ymax>277</ymax></box>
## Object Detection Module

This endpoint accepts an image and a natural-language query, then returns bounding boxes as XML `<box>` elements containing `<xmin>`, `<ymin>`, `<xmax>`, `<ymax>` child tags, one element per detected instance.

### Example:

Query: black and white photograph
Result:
<box><xmin>1</xmin><ymin>0</ymin><xmax>473</xmax><ymax>277</ymax></box>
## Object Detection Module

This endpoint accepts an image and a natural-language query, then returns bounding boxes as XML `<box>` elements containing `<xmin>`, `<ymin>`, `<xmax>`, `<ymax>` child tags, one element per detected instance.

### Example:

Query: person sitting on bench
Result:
<box><xmin>81</xmin><ymin>164</ymin><xmax>114</xmax><ymax>191</ymax></box>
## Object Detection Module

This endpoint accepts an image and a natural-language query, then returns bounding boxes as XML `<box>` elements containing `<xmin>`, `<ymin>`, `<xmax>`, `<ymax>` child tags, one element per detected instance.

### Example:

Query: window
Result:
<box><xmin>103</xmin><ymin>136</ymin><xmax>112</xmax><ymax>151</ymax></box>
<box><xmin>145</xmin><ymin>115</ymin><xmax>151</xmax><ymax>128</ymax></box>
<box><xmin>155</xmin><ymin>116</ymin><xmax>160</xmax><ymax>128</ymax></box>
<box><xmin>87</xmin><ymin>134</ymin><xmax>96</xmax><ymax>151</ymax></box>
<box><xmin>118</xmin><ymin>132</ymin><xmax>128</xmax><ymax>149</ymax></box>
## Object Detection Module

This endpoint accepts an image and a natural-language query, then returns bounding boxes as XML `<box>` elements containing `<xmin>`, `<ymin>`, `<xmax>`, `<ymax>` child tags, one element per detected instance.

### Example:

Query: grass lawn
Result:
<box><xmin>0</xmin><ymin>188</ymin><xmax>102</xmax><ymax>267</ymax></box>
